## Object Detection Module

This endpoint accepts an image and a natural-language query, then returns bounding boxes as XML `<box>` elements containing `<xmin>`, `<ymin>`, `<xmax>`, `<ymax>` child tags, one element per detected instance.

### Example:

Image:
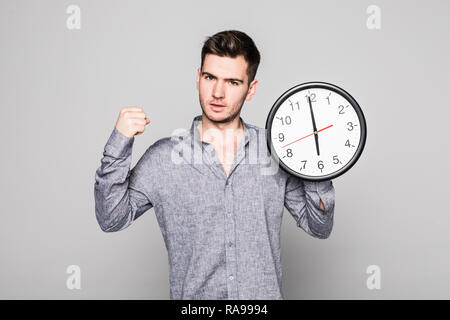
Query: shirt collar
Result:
<box><xmin>188</xmin><ymin>114</ymin><xmax>251</xmax><ymax>150</ymax></box>
<box><xmin>174</xmin><ymin>114</ymin><xmax>260</xmax><ymax>180</ymax></box>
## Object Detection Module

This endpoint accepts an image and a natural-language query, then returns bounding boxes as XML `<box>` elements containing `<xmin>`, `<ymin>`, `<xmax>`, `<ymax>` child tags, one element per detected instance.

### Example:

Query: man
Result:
<box><xmin>94</xmin><ymin>30</ymin><xmax>335</xmax><ymax>300</ymax></box>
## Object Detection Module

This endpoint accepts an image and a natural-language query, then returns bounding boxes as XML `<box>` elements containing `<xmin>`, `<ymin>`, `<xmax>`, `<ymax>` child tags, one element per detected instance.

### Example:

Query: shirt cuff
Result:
<box><xmin>104</xmin><ymin>127</ymin><xmax>135</xmax><ymax>158</ymax></box>
<box><xmin>303</xmin><ymin>180</ymin><xmax>334</xmax><ymax>212</ymax></box>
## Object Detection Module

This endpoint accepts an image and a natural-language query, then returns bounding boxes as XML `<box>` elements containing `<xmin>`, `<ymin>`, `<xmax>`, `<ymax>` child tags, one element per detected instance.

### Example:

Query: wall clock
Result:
<box><xmin>265</xmin><ymin>82</ymin><xmax>367</xmax><ymax>181</ymax></box>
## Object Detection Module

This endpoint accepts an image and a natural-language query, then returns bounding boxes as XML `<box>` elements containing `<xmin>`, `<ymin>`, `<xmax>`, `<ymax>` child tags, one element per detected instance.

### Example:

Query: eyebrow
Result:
<box><xmin>201</xmin><ymin>71</ymin><xmax>244</xmax><ymax>84</ymax></box>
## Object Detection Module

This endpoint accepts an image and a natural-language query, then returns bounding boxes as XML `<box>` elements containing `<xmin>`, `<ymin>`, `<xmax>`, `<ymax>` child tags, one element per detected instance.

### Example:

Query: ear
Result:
<box><xmin>196</xmin><ymin>68</ymin><xmax>201</xmax><ymax>91</ymax></box>
<box><xmin>245</xmin><ymin>79</ymin><xmax>258</xmax><ymax>101</ymax></box>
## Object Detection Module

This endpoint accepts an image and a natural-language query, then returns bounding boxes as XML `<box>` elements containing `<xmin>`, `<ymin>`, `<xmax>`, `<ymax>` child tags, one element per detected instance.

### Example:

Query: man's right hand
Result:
<box><xmin>115</xmin><ymin>106</ymin><xmax>151</xmax><ymax>138</ymax></box>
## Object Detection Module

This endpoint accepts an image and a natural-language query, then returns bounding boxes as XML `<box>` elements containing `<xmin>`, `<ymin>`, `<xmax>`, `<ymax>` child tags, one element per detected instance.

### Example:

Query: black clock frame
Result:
<box><xmin>265</xmin><ymin>81</ymin><xmax>367</xmax><ymax>182</ymax></box>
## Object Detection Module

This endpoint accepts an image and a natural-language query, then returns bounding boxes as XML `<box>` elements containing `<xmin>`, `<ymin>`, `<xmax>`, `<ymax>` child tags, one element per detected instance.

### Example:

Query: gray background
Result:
<box><xmin>0</xmin><ymin>0</ymin><xmax>449</xmax><ymax>299</ymax></box>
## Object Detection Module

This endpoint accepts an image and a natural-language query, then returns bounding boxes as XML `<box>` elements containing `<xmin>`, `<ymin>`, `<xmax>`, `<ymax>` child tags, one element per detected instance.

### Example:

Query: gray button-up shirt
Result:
<box><xmin>94</xmin><ymin>114</ymin><xmax>335</xmax><ymax>300</ymax></box>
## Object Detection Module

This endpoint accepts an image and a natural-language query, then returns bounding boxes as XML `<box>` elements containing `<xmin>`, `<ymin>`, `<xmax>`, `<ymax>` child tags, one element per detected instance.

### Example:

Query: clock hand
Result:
<box><xmin>281</xmin><ymin>124</ymin><xmax>333</xmax><ymax>148</ymax></box>
<box><xmin>308</xmin><ymin>96</ymin><xmax>320</xmax><ymax>156</ymax></box>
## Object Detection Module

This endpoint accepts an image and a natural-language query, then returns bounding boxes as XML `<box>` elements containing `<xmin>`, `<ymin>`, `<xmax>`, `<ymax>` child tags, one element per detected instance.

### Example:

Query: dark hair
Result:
<box><xmin>200</xmin><ymin>30</ymin><xmax>261</xmax><ymax>85</ymax></box>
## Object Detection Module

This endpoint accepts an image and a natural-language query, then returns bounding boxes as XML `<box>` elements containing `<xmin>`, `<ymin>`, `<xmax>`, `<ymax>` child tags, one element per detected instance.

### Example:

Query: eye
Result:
<box><xmin>230</xmin><ymin>81</ymin><xmax>239</xmax><ymax>86</ymax></box>
<box><xmin>205</xmin><ymin>75</ymin><xmax>214</xmax><ymax>80</ymax></box>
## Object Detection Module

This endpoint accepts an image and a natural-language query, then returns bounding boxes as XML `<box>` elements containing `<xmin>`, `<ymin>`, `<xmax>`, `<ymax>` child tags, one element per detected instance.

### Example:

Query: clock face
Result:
<box><xmin>266</xmin><ymin>82</ymin><xmax>367</xmax><ymax>181</ymax></box>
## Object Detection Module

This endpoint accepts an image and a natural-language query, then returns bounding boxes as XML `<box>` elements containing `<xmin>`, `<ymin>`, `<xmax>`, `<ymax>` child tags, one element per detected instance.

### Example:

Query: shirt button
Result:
<box><xmin>229</xmin><ymin>275</ymin><xmax>234</xmax><ymax>281</ymax></box>
<box><xmin>228</xmin><ymin>242</ymin><xmax>233</xmax><ymax>247</ymax></box>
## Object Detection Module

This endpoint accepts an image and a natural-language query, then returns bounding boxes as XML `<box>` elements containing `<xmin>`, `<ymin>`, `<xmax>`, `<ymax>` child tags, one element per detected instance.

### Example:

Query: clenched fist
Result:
<box><xmin>115</xmin><ymin>107</ymin><xmax>150</xmax><ymax>138</ymax></box>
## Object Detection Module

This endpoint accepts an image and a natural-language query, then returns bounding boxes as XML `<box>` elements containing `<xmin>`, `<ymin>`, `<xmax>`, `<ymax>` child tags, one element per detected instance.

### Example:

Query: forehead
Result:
<box><xmin>202</xmin><ymin>54</ymin><xmax>248</xmax><ymax>80</ymax></box>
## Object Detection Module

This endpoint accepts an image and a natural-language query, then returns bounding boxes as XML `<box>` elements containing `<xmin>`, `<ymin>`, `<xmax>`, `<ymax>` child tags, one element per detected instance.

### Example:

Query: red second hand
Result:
<box><xmin>281</xmin><ymin>124</ymin><xmax>334</xmax><ymax>148</ymax></box>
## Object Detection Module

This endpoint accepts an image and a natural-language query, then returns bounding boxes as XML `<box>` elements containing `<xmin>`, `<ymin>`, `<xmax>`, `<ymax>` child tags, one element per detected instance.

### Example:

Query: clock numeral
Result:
<box><xmin>333</xmin><ymin>155</ymin><xmax>342</xmax><ymax>165</ymax></box>
<box><xmin>278</xmin><ymin>133</ymin><xmax>284</xmax><ymax>142</ymax></box>
<box><xmin>299</xmin><ymin>160</ymin><xmax>307</xmax><ymax>171</ymax></box>
<box><xmin>317</xmin><ymin>160</ymin><xmax>324</xmax><ymax>173</ymax></box>
<box><xmin>288</xmin><ymin>99</ymin><xmax>300</xmax><ymax>111</ymax></box>
<box><xmin>347</xmin><ymin>122</ymin><xmax>358</xmax><ymax>131</ymax></box>
<box><xmin>345</xmin><ymin>139</ymin><xmax>355</xmax><ymax>148</ymax></box>
<box><xmin>286</xmin><ymin>148</ymin><xmax>293</xmax><ymax>158</ymax></box>
<box><xmin>326</xmin><ymin>93</ymin><xmax>331</xmax><ymax>105</ymax></box>
<box><xmin>305</xmin><ymin>91</ymin><xmax>316</xmax><ymax>103</ymax></box>
<box><xmin>338</xmin><ymin>105</ymin><xmax>347</xmax><ymax>114</ymax></box>
<box><xmin>276</xmin><ymin>115</ymin><xmax>292</xmax><ymax>126</ymax></box>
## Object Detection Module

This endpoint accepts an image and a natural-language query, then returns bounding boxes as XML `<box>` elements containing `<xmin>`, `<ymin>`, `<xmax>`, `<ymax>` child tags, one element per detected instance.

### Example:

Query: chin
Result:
<box><xmin>208</xmin><ymin>112</ymin><xmax>227</xmax><ymax>121</ymax></box>
<box><xmin>204</xmin><ymin>111</ymin><xmax>229</xmax><ymax>123</ymax></box>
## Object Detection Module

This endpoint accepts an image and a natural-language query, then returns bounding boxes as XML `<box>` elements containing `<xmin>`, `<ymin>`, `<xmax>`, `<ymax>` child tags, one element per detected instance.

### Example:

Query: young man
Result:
<box><xmin>94</xmin><ymin>30</ymin><xmax>335</xmax><ymax>300</ymax></box>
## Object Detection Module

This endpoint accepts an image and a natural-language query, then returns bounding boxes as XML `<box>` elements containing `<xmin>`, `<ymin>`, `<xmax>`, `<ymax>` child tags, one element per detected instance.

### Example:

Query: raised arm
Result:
<box><xmin>94</xmin><ymin>107</ymin><xmax>154</xmax><ymax>232</ymax></box>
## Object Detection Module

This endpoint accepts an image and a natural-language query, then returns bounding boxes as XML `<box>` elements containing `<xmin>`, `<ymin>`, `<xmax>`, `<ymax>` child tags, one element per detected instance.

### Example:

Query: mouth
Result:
<box><xmin>210</xmin><ymin>103</ymin><xmax>226</xmax><ymax>111</ymax></box>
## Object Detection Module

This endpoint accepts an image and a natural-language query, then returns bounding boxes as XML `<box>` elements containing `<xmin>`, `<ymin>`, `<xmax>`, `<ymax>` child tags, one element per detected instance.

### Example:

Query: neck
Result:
<box><xmin>197</xmin><ymin>114</ymin><xmax>243</xmax><ymax>147</ymax></box>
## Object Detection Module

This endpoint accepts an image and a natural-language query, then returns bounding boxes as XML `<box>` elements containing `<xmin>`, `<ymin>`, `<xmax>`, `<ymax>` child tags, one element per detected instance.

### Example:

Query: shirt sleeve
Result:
<box><xmin>284</xmin><ymin>174</ymin><xmax>335</xmax><ymax>239</ymax></box>
<box><xmin>94</xmin><ymin>127</ymin><xmax>156</xmax><ymax>232</ymax></box>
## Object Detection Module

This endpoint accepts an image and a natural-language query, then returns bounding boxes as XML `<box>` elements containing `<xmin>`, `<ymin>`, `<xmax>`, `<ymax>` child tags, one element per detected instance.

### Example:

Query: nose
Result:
<box><xmin>212</xmin><ymin>80</ymin><xmax>225</xmax><ymax>99</ymax></box>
